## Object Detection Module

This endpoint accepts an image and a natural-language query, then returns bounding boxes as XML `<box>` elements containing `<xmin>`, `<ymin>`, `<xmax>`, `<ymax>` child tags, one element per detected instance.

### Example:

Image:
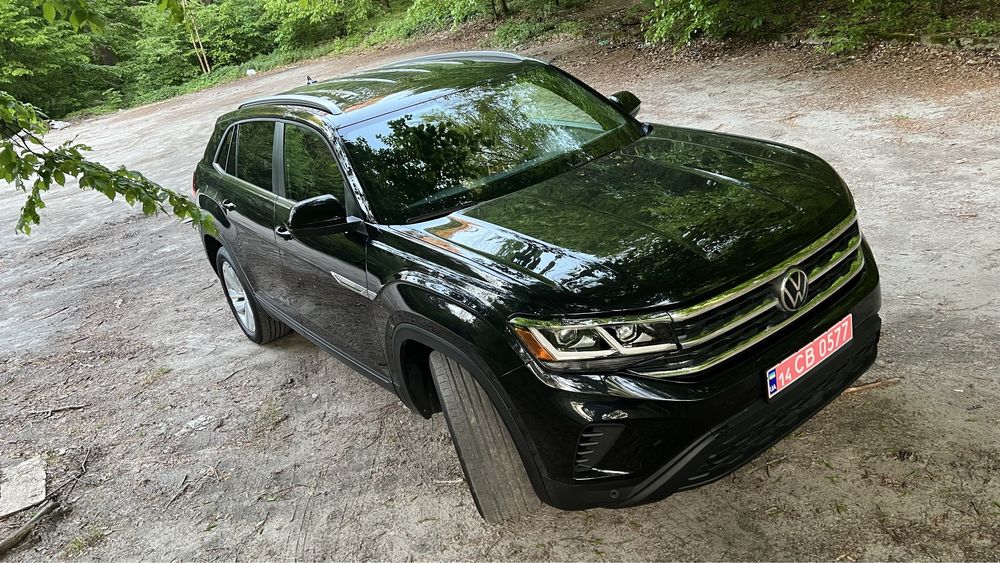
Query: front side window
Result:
<box><xmin>235</xmin><ymin>121</ymin><xmax>274</xmax><ymax>191</ymax></box>
<box><xmin>283</xmin><ymin>124</ymin><xmax>344</xmax><ymax>202</ymax></box>
<box><xmin>340</xmin><ymin>66</ymin><xmax>641</xmax><ymax>224</ymax></box>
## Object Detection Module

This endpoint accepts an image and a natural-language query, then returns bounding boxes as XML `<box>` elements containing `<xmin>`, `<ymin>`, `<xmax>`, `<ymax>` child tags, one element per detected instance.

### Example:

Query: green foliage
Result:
<box><xmin>645</xmin><ymin>0</ymin><xmax>1000</xmax><ymax>50</ymax></box>
<box><xmin>263</xmin><ymin>0</ymin><xmax>380</xmax><ymax>50</ymax></box>
<box><xmin>810</xmin><ymin>0</ymin><xmax>1000</xmax><ymax>52</ymax></box>
<box><xmin>0</xmin><ymin>0</ymin><xmax>112</xmax><ymax>117</ymax></box>
<box><xmin>368</xmin><ymin>0</ymin><xmax>484</xmax><ymax>42</ymax></box>
<box><xmin>646</xmin><ymin>0</ymin><xmax>785</xmax><ymax>45</ymax></box>
<box><xmin>120</xmin><ymin>3</ymin><xmax>202</xmax><ymax>92</ymax></box>
<box><xmin>486</xmin><ymin>18</ymin><xmax>582</xmax><ymax>48</ymax></box>
<box><xmin>490</xmin><ymin>20</ymin><xmax>553</xmax><ymax>47</ymax></box>
<box><xmin>200</xmin><ymin>0</ymin><xmax>277</xmax><ymax>66</ymax></box>
<box><xmin>1</xmin><ymin>92</ymin><xmax>210</xmax><ymax>234</ymax></box>
<box><xmin>33</xmin><ymin>0</ymin><xmax>106</xmax><ymax>30</ymax></box>
<box><xmin>967</xmin><ymin>17</ymin><xmax>1000</xmax><ymax>36</ymax></box>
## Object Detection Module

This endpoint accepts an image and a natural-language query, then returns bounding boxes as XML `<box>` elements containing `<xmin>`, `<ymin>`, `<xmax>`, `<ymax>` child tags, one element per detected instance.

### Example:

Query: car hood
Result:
<box><xmin>396</xmin><ymin>125</ymin><xmax>855</xmax><ymax>314</ymax></box>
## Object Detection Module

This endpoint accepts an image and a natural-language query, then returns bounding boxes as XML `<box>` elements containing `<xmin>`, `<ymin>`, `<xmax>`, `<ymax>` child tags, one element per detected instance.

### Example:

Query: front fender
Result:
<box><xmin>378</xmin><ymin>276</ymin><xmax>527</xmax><ymax>391</ymax></box>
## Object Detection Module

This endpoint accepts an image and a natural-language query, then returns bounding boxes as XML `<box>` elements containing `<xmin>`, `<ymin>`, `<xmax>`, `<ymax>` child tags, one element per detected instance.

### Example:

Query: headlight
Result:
<box><xmin>510</xmin><ymin>314</ymin><xmax>677</xmax><ymax>367</ymax></box>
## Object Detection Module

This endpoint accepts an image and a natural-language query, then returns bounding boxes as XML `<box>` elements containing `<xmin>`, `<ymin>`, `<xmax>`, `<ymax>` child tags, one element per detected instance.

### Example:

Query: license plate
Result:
<box><xmin>766</xmin><ymin>314</ymin><xmax>853</xmax><ymax>399</ymax></box>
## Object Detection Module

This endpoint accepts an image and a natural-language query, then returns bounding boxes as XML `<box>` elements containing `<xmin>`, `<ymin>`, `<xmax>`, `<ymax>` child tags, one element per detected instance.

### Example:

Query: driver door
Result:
<box><xmin>273</xmin><ymin>122</ymin><xmax>387</xmax><ymax>374</ymax></box>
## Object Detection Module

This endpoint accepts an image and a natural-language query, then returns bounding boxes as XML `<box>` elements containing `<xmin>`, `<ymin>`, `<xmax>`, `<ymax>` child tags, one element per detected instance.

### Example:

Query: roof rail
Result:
<box><xmin>379</xmin><ymin>51</ymin><xmax>538</xmax><ymax>68</ymax></box>
<box><xmin>238</xmin><ymin>94</ymin><xmax>342</xmax><ymax>115</ymax></box>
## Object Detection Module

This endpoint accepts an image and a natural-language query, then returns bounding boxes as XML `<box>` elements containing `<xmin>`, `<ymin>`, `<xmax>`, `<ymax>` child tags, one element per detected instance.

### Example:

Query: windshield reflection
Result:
<box><xmin>341</xmin><ymin>67</ymin><xmax>641</xmax><ymax>224</ymax></box>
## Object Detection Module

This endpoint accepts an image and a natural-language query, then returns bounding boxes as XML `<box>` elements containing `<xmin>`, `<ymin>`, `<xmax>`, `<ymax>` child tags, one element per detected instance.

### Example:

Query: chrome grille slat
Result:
<box><xmin>678</xmin><ymin>297</ymin><xmax>778</xmax><ymax>347</ymax></box>
<box><xmin>634</xmin><ymin>216</ymin><xmax>865</xmax><ymax>379</ymax></box>
<box><xmin>668</xmin><ymin>212</ymin><xmax>858</xmax><ymax>322</ymax></box>
<box><xmin>808</xmin><ymin>235</ymin><xmax>861</xmax><ymax>282</ymax></box>
<box><xmin>634</xmin><ymin>249</ymin><xmax>865</xmax><ymax>378</ymax></box>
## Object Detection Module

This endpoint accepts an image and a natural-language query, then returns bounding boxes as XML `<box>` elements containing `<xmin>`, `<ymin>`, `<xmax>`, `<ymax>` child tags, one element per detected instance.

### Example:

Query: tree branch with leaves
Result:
<box><xmin>1</xmin><ymin>0</ymin><xmax>210</xmax><ymax>235</ymax></box>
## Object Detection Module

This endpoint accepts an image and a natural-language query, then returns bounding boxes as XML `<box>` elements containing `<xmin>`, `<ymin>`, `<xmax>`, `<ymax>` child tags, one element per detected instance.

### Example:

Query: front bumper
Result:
<box><xmin>500</xmin><ymin>243</ymin><xmax>882</xmax><ymax>511</ymax></box>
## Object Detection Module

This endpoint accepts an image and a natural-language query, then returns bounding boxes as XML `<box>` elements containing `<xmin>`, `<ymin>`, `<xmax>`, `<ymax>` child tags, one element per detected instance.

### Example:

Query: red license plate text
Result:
<box><xmin>766</xmin><ymin>314</ymin><xmax>853</xmax><ymax>399</ymax></box>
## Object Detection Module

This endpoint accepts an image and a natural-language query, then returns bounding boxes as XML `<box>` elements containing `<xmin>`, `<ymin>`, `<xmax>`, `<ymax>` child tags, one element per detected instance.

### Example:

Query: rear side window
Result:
<box><xmin>215</xmin><ymin>127</ymin><xmax>236</xmax><ymax>175</ymax></box>
<box><xmin>235</xmin><ymin>121</ymin><xmax>274</xmax><ymax>191</ymax></box>
<box><xmin>283</xmin><ymin>124</ymin><xmax>344</xmax><ymax>202</ymax></box>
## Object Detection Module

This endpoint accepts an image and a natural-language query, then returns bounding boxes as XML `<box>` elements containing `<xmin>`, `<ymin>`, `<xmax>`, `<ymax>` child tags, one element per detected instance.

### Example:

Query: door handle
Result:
<box><xmin>220</xmin><ymin>199</ymin><xmax>237</xmax><ymax>212</ymax></box>
<box><xmin>275</xmin><ymin>225</ymin><xmax>293</xmax><ymax>240</ymax></box>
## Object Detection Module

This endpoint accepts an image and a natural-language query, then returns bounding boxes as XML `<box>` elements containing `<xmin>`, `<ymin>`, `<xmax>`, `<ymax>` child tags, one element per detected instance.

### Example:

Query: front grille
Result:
<box><xmin>631</xmin><ymin>215</ymin><xmax>865</xmax><ymax>379</ymax></box>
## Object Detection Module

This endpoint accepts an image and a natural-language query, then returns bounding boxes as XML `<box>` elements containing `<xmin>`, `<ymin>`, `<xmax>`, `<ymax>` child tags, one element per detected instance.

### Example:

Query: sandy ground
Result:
<box><xmin>2</xmin><ymin>30</ymin><xmax>999</xmax><ymax>561</ymax></box>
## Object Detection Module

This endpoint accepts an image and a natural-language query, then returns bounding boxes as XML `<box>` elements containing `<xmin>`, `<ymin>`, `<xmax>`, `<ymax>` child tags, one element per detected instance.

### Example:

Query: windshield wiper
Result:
<box><xmin>404</xmin><ymin>201</ymin><xmax>476</xmax><ymax>224</ymax></box>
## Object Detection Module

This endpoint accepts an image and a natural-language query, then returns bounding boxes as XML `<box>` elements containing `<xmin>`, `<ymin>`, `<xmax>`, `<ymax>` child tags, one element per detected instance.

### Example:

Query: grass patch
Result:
<box><xmin>61</xmin><ymin>525</ymin><xmax>106</xmax><ymax>559</ymax></box>
<box><xmin>484</xmin><ymin>18</ymin><xmax>585</xmax><ymax>48</ymax></box>
<box><xmin>253</xmin><ymin>397</ymin><xmax>287</xmax><ymax>432</ymax></box>
<box><xmin>143</xmin><ymin>366</ymin><xmax>173</xmax><ymax>386</ymax></box>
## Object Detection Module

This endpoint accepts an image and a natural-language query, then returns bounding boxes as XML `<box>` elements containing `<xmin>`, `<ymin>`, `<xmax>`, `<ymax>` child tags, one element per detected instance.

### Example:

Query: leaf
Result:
<box><xmin>41</xmin><ymin>2</ymin><xmax>56</xmax><ymax>23</ymax></box>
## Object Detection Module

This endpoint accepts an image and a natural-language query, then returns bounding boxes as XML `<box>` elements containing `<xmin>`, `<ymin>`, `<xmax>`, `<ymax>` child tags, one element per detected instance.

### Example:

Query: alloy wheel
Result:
<box><xmin>221</xmin><ymin>261</ymin><xmax>255</xmax><ymax>333</ymax></box>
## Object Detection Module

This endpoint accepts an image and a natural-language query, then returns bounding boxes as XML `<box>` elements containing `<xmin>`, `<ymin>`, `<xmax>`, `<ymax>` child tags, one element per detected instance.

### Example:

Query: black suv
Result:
<box><xmin>194</xmin><ymin>51</ymin><xmax>881</xmax><ymax>522</ymax></box>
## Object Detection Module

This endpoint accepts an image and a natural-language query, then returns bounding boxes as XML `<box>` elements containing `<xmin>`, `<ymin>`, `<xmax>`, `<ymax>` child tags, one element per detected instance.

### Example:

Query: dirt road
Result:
<box><xmin>2</xmin><ymin>35</ymin><xmax>999</xmax><ymax>560</ymax></box>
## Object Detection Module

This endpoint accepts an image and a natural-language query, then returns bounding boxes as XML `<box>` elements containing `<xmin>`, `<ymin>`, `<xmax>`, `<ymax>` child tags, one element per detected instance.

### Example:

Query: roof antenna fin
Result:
<box><xmin>306</xmin><ymin>75</ymin><xmax>318</xmax><ymax>85</ymax></box>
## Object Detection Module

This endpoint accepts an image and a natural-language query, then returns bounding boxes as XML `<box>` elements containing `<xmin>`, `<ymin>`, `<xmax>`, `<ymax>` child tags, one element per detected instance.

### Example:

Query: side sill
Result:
<box><xmin>255</xmin><ymin>296</ymin><xmax>395</xmax><ymax>393</ymax></box>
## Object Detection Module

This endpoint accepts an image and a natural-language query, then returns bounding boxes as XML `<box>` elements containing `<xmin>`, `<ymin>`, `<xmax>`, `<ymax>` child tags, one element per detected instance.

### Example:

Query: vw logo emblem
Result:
<box><xmin>777</xmin><ymin>268</ymin><xmax>809</xmax><ymax>312</ymax></box>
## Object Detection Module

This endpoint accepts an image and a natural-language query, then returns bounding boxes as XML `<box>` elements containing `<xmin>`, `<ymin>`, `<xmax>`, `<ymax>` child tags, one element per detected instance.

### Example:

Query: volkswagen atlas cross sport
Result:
<box><xmin>194</xmin><ymin>51</ymin><xmax>881</xmax><ymax>522</ymax></box>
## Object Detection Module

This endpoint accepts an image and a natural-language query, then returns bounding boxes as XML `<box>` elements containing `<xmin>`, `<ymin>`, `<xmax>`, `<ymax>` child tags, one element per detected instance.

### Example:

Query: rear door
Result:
<box><xmin>215</xmin><ymin>120</ymin><xmax>284</xmax><ymax>304</ymax></box>
<box><xmin>273</xmin><ymin>121</ymin><xmax>387</xmax><ymax>374</ymax></box>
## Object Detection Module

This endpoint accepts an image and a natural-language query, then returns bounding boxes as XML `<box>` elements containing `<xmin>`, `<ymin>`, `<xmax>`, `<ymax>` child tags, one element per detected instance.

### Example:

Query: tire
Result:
<box><xmin>428</xmin><ymin>351</ymin><xmax>540</xmax><ymax>523</ymax></box>
<box><xmin>215</xmin><ymin>246</ymin><xmax>291</xmax><ymax>344</ymax></box>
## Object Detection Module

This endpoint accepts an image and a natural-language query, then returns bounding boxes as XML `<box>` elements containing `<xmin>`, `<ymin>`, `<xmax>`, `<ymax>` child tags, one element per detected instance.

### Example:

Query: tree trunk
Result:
<box><xmin>181</xmin><ymin>0</ymin><xmax>211</xmax><ymax>74</ymax></box>
<box><xmin>498</xmin><ymin>0</ymin><xmax>509</xmax><ymax>17</ymax></box>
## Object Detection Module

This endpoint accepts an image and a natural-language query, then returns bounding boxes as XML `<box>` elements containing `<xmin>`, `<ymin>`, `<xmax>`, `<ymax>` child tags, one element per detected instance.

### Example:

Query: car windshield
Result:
<box><xmin>339</xmin><ymin>66</ymin><xmax>642</xmax><ymax>224</ymax></box>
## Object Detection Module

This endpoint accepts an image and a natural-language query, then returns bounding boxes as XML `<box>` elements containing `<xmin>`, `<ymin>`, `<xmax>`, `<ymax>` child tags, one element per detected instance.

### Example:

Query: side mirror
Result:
<box><xmin>609</xmin><ymin>90</ymin><xmax>641</xmax><ymax>118</ymax></box>
<box><xmin>287</xmin><ymin>194</ymin><xmax>360</xmax><ymax>236</ymax></box>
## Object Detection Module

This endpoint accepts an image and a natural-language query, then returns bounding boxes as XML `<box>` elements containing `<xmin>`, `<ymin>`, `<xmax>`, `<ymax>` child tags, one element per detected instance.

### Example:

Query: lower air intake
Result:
<box><xmin>573</xmin><ymin>423</ymin><xmax>625</xmax><ymax>480</ymax></box>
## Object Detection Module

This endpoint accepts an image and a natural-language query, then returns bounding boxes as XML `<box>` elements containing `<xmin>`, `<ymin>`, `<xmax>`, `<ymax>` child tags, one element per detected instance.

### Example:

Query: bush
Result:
<box><xmin>367</xmin><ymin>0</ymin><xmax>484</xmax><ymax>42</ymax></box>
<box><xmin>645</xmin><ymin>0</ymin><xmax>1000</xmax><ymax>50</ymax></box>
<box><xmin>485</xmin><ymin>18</ymin><xmax>583</xmax><ymax>48</ymax></box>
<box><xmin>645</xmin><ymin>0</ymin><xmax>787</xmax><ymax>45</ymax></box>
<box><xmin>201</xmin><ymin>0</ymin><xmax>277</xmax><ymax>67</ymax></box>
<box><xmin>263</xmin><ymin>0</ymin><xmax>380</xmax><ymax>50</ymax></box>
<box><xmin>118</xmin><ymin>4</ymin><xmax>201</xmax><ymax>93</ymax></box>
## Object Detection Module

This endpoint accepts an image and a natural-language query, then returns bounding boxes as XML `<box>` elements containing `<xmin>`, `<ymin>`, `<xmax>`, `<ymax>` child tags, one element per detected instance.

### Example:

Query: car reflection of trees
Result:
<box><xmin>343</xmin><ymin>92</ymin><xmax>560</xmax><ymax>225</ymax></box>
<box><xmin>342</xmin><ymin>70</ymin><xmax>619</xmax><ymax>226</ymax></box>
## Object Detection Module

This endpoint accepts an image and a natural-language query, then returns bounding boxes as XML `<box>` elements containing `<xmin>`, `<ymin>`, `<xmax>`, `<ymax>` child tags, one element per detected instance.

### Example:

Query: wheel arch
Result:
<box><xmin>203</xmin><ymin>233</ymin><xmax>223</xmax><ymax>275</ymax></box>
<box><xmin>389</xmin><ymin>320</ymin><xmax>551</xmax><ymax>506</ymax></box>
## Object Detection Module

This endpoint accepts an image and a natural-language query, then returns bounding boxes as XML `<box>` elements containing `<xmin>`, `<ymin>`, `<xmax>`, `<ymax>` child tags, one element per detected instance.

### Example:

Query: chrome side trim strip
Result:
<box><xmin>669</xmin><ymin>213</ymin><xmax>857</xmax><ymax>322</ymax></box>
<box><xmin>634</xmin><ymin>249</ymin><xmax>865</xmax><ymax>379</ymax></box>
<box><xmin>330</xmin><ymin>271</ymin><xmax>376</xmax><ymax>300</ymax></box>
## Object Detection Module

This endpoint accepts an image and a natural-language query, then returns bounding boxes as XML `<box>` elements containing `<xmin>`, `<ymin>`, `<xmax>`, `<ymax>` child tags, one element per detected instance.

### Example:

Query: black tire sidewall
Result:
<box><xmin>215</xmin><ymin>247</ymin><xmax>263</xmax><ymax>343</ymax></box>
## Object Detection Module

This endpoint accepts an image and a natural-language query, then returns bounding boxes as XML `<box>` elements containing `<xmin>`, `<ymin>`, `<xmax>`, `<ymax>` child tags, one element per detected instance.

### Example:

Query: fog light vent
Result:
<box><xmin>573</xmin><ymin>423</ymin><xmax>625</xmax><ymax>480</ymax></box>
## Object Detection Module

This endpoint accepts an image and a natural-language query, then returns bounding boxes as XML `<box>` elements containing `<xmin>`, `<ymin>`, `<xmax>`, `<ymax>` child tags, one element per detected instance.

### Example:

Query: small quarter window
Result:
<box><xmin>283</xmin><ymin>124</ymin><xmax>344</xmax><ymax>202</ymax></box>
<box><xmin>215</xmin><ymin>126</ymin><xmax>237</xmax><ymax>175</ymax></box>
<box><xmin>235</xmin><ymin>121</ymin><xmax>274</xmax><ymax>191</ymax></box>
